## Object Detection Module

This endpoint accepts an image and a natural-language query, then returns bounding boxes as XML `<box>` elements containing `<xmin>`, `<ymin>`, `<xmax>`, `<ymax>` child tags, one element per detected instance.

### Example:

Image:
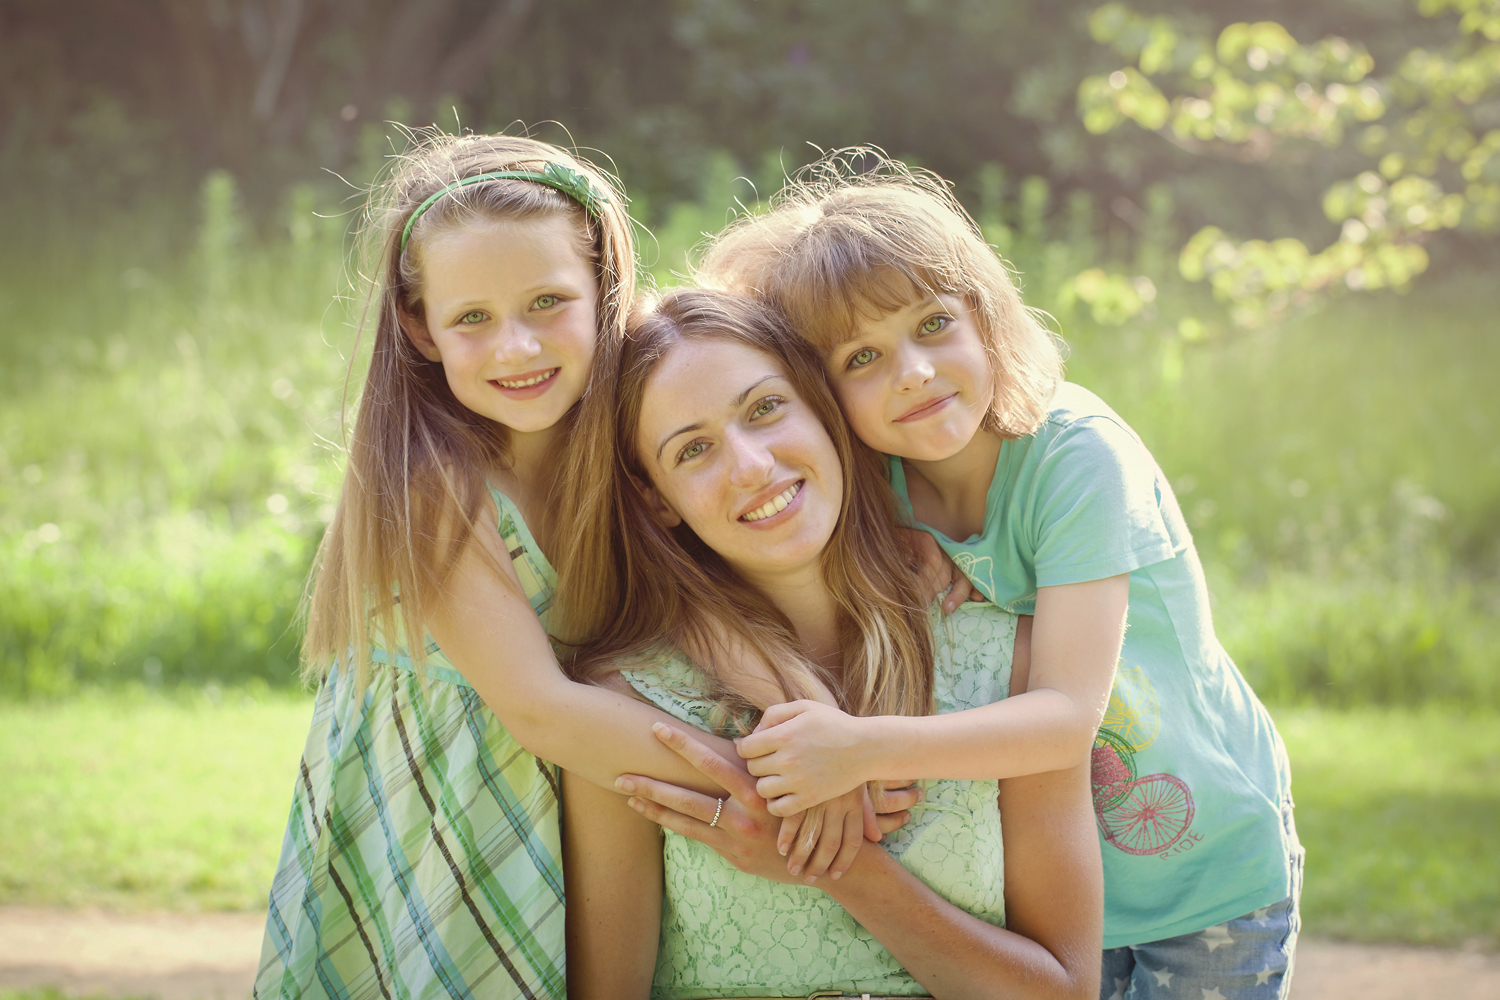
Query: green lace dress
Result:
<box><xmin>623</xmin><ymin>604</ymin><xmax>1017</xmax><ymax>999</ymax></box>
<box><xmin>253</xmin><ymin>487</ymin><xmax>566</xmax><ymax>1000</ymax></box>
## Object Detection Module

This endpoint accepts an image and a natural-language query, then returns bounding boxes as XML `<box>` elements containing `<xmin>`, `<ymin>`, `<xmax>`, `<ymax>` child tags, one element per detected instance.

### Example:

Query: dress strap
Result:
<box><xmin>486</xmin><ymin>484</ymin><xmax>557</xmax><ymax>619</ymax></box>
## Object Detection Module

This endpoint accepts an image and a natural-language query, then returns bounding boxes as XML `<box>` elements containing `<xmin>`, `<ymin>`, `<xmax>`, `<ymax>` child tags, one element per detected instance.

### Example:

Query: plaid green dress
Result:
<box><xmin>253</xmin><ymin>487</ymin><xmax>565</xmax><ymax>1000</ymax></box>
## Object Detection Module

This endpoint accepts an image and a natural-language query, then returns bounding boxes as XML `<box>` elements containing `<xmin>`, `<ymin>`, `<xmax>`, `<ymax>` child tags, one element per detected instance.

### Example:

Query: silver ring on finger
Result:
<box><xmin>709</xmin><ymin>797</ymin><xmax>724</xmax><ymax>828</ymax></box>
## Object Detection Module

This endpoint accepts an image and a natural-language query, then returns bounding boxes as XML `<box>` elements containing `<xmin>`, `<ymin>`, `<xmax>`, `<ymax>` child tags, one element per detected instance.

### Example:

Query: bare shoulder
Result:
<box><xmin>432</xmin><ymin>486</ymin><xmax>529</xmax><ymax>609</ymax></box>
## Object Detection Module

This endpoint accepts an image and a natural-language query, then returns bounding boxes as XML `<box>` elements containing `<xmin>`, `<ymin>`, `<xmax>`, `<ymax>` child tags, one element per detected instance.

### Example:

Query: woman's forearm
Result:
<box><xmin>821</xmin><ymin>846</ymin><xmax>1090</xmax><ymax>1000</ymax></box>
<box><xmin>826</xmin><ymin>762</ymin><xmax>1100</xmax><ymax>1000</ymax></box>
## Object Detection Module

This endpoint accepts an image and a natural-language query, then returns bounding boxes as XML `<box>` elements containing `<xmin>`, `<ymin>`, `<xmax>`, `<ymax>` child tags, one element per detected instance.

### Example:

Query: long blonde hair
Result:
<box><xmin>699</xmin><ymin>148</ymin><xmax>1063</xmax><ymax>440</ymax></box>
<box><xmin>557</xmin><ymin>288</ymin><xmax>933</xmax><ymax>726</ymax></box>
<box><xmin>303</xmin><ymin>131</ymin><xmax>635</xmax><ymax>687</ymax></box>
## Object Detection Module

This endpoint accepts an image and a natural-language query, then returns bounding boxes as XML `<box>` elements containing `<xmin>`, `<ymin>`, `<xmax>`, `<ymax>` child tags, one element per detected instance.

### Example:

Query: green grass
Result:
<box><xmin>0</xmin><ymin>181</ymin><xmax>348</xmax><ymax>696</ymax></box>
<box><xmin>0</xmin><ymin>688</ymin><xmax>313</xmax><ymax>911</ymax></box>
<box><xmin>1069</xmin><ymin>273</ymin><xmax>1500</xmax><ymax>709</ymax></box>
<box><xmin>1273</xmin><ymin>705</ymin><xmax>1500</xmax><ymax>948</ymax></box>
<box><xmin>0</xmin><ymin>694</ymin><xmax>1494</xmax><ymax>951</ymax></box>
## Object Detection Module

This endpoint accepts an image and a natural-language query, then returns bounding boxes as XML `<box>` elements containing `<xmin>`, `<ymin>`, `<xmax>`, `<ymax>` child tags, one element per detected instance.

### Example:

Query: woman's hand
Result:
<box><xmin>901</xmin><ymin>527</ymin><xmax>983</xmax><ymax>615</ymax></box>
<box><xmin>737</xmin><ymin>701</ymin><xmax>880</xmax><ymax>816</ymax></box>
<box><xmin>618</xmin><ymin>722</ymin><xmax>920</xmax><ymax>885</ymax></box>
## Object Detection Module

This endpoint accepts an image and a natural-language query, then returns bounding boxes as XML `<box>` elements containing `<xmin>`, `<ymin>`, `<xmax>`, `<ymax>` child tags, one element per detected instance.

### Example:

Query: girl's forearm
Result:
<box><xmin>821</xmin><ymin>846</ymin><xmax>1089</xmax><ymax>1000</ymax></box>
<box><xmin>865</xmin><ymin>688</ymin><xmax>1098</xmax><ymax>782</ymax></box>
<box><xmin>854</xmin><ymin>576</ymin><xmax>1130</xmax><ymax>784</ymax></box>
<box><xmin>425</xmin><ymin>532</ymin><xmax>741</xmax><ymax>794</ymax></box>
<box><xmin>480</xmin><ymin>670</ymin><xmax>740</xmax><ymax>794</ymax></box>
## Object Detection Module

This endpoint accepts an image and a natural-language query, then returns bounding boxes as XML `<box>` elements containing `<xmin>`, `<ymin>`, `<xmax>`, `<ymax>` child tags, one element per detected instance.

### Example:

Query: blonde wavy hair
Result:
<box><xmin>558</xmin><ymin>288</ymin><xmax>934</xmax><ymax>729</ymax></box>
<box><xmin>303</xmin><ymin>130</ymin><xmax>635</xmax><ymax>687</ymax></box>
<box><xmin>698</xmin><ymin>148</ymin><xmax>1063</xmax><ymax>440</ymax></box>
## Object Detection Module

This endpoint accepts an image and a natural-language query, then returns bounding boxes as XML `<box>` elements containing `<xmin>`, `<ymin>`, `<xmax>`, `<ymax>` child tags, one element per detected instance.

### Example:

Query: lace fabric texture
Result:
<box><xmin>623</xmin><ymin>604</ymin><xmax>1017</xmax><ymax>999</ymax></box>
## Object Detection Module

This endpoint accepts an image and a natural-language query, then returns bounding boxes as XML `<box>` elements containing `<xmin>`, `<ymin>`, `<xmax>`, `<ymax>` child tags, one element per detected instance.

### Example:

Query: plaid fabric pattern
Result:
<box><xmin>254</xmin><ymin>488</ymin><xmax>565</xmax><ymax>1000</ymax></box>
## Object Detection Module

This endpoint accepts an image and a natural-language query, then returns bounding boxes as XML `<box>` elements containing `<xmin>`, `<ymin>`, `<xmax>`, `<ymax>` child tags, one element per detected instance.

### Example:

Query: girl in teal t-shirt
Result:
<box><xmin>699</xmin><ymin>152</ymin><xmax>1303</xmax><ymax>1000</ymax></box>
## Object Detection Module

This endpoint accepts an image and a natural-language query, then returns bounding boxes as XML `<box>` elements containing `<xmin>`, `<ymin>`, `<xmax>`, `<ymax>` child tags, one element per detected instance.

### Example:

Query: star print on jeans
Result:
<box><xmin>1198</xmin><ymin>923</ymin><xmax>1235</xmax><ymax>952</ymax></box>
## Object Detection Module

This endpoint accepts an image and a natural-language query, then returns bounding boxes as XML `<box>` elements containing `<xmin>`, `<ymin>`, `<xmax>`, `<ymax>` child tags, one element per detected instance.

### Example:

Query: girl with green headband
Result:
<box><xmin>252</xmin><ymin>132</ymin><xmax>919</xmax><ymax>999</ymax></box>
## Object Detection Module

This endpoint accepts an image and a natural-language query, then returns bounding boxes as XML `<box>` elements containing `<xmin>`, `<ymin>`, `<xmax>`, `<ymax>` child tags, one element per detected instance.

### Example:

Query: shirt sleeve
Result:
<box><xmin>1027</xmin><ymin>415</ymin><xmax>1181</xmax><ymax>588</ymax></box>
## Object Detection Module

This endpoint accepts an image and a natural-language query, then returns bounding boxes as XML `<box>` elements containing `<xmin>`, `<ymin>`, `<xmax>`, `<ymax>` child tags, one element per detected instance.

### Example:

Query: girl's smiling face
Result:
<box><xmin>408</xmin><ymin>214</ymin><xmax>598</xmax><ymax>438</ymax></box>
<box><xmin>634</xmin><ymin>337</ymin><xmax>843</xmax><ymax>587</ymax></box>
<box><xmin>823</xmin><ymin>292</ymin><xmax>993</xmax><ymax>461</ymax></box>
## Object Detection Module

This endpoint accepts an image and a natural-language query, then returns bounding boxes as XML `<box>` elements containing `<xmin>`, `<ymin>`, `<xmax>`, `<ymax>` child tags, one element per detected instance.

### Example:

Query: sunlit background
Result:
<box><xmin>1</xmin><ymin>0</ymin><xmax>1497</xmax><ymax>989</ymax></box>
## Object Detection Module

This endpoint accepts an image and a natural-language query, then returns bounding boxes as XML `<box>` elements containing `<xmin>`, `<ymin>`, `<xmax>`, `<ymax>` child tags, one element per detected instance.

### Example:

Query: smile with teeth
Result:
<box><xmin>740</xmin><ymin>481</ymin><xmax>802</xmax><ymax>522</ymax></box>
<box><xmin>494</xmin><ymin>368</ymin><xmax>558</xmax><ymax>389</ymax></box>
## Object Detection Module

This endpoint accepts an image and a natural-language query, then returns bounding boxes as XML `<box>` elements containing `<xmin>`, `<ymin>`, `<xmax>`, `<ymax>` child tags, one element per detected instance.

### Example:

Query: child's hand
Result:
<box><xmin>738</xmin><ymin>701</ymin><xmax>876</xmax><ymax>816</ymax></box>
<box><xmin>900</xmin><ymin>528</ymin><xmax>983</xmax><ymax>615</ymax></box>
<box><xmin>773</xmin><ymin>787</ymin><xmax>863</xmax><ymax>881</ymax></box>
<box><xmin>773</xmin><ymin>780</ymin><xmax>923</xmax><ymax>881</ymax></box>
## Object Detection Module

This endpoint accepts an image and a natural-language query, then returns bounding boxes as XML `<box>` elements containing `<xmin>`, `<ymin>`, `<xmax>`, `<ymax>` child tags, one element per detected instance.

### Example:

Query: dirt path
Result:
<box><xmin>2</xmin><ymin>905</ymin><xmax>1497</xmax><ymax>1000</ymax></box>
<box><xmin>0</xmin><ymin>907</ymin><xmax>263</xmax><ymax>1000</ymax></box>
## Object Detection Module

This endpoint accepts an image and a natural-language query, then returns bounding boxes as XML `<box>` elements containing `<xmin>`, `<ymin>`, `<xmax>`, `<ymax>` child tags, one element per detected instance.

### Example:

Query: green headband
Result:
<box><xmin>399</xmin><ymin>161</ymin><xmax>609</xmax><ymax>252</ymax></box>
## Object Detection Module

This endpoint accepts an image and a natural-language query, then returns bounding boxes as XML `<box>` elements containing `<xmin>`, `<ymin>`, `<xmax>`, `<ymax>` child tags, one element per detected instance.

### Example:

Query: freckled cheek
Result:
<box><xmin>439</xmin><ymin>339</ymin><xmax>485</xmax><ymax>372</ymax></box>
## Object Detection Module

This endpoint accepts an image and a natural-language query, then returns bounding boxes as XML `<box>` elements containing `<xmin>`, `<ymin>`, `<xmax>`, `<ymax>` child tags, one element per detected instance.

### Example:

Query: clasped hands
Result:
<box><xmin>737</xmin><ymin>699</ymin><xmax>881</xmax><ymax>817</ymax></box>
<box><xmin>618</xmin><ymin>715</ymin><xmax>912</xmax><ymax>887</ymax></box>
<box><xmin>615</xmin><ymin>530</ymin><xmax>966</xmax><ymax>884</ymax></box>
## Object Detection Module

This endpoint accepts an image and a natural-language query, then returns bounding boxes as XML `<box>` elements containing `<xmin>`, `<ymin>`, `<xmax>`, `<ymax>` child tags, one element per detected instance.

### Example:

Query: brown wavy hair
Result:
<box><xmin>558</xmin><ymin>287</ymin><xmax>933</xmax><ymax>727</ymax></box>
<box><xmin>302</xmin><ymin>130</ymin><xmax>635</xmax><ymax>687</ymax></box>
<box><xmin>698</xmin><ymin>148</ymin><xmax>1063</xmax><ymax>440</ymax></box>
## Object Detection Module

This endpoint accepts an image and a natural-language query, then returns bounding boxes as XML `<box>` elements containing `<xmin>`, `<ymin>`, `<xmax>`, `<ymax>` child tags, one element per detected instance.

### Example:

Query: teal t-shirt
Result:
<box><xmin>890</xmin><ymin>382</ymin><xmax>1295</xmax><ymax>948</ymax></box>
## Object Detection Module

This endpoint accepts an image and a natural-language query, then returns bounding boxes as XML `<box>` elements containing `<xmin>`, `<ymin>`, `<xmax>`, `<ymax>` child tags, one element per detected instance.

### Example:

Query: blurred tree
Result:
<box><xmin>1078</xmin><ymin>0</ymin><xmax>1500</xmax><ymax>325</ymax></box>
<box><xmin>0</xmin><ymin>1</ymin><xmax>1103</xmax><ymax>220</ymax></box>
<box><xmin>3</xmin><ymin>0</ymin><xmax>1495</xmax><ymax>284</ymax></box>
<box><xmin>1</xmin><ymin>0</ymin><xmax>555</xmax><ymax>209</ymax></box>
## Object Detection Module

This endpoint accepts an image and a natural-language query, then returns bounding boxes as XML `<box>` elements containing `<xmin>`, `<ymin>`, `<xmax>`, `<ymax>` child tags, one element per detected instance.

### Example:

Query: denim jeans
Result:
<box><xmin>1099</xmin><ymin>802</ymin><xmax>1304</xmax><ymax>1000</ymax></box>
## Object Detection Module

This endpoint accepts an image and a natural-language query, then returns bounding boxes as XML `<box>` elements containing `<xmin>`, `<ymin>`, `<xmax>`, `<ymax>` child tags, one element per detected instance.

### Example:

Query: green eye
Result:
<box><xmin>751</xmin><ymin>396</ymin><xmax>783</xmax><ymax>418</ymax></box>
<box><xmin>848</xmin><ymin>348</ymin><xmax>877</xmax><ymax>368</ymax></box>
<box><xmin>460</xmin><ymin>310</ymin><xmax>487</xmax><ymax>324</ymax></box>
<box><xmin>534</xmin><ymin>294</ymin><xmax>559</xmax><ymax>309</ymax></box>
<box><xmin>920</xmin><ymin>315</ymin><xmax>949</xmax><ymax>334</ymax></box>
<box><xmin>677</xmin><ymin>441</ymin><xmax>706</xmax><ymax>462</ymax></box>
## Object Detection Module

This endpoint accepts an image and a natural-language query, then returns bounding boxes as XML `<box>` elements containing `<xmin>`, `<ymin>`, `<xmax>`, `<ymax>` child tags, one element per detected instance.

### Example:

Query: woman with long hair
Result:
<box><xmin>559</xmin><ymin>287</ymin><xmax>1101</xmax><ymax>999</ymax></box>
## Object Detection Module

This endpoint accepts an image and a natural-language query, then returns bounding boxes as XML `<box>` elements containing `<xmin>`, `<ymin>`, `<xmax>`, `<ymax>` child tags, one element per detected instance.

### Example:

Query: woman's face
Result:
<box><xmin>634</xmin><ymin>337</ymin><xmax>844</xmax><ymax>587</ymax></box>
